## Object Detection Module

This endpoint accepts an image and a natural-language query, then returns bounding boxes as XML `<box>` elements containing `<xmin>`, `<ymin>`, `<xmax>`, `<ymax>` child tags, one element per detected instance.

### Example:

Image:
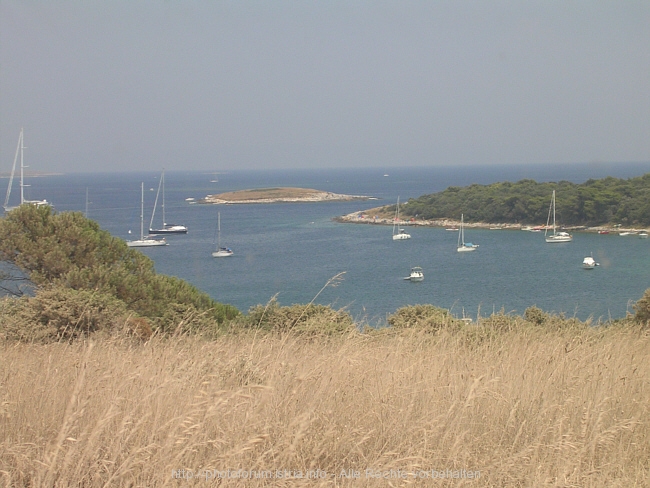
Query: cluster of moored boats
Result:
<box><xmin>397</xmin><ymin>189</ymin><xmax>650</xmax><ymax>281</ymax></box>
<box><xmin>2</xmin><ymin>132</ymin><xmax>233</xmax><ymax>258</ymax></box>
<box><xmin>124</xmin><ymin>171</ymin><xmax>233</xmax><ymax>257</ymax></box>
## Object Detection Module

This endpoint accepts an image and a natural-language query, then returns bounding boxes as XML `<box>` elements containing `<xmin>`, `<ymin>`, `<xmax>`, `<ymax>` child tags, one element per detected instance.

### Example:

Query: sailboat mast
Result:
<box><xmin>552</xmin><ymin>190</ymin><xmax>556</xmax><ymax>234</ymax></box>
<box><xmin>140</xmin><ymin>182</ymin><xmax>144</xmax><ymax>240</ymax></box>
<box><xmin>393</xmin><ymin>197</ymin><xmax>399</xmax><ymax>235</ymax></box>
<box><xmin>459</xmin><ymin>214</ymin><xmax>464</xmax><ymax>246</ymax></box>
<box><xmin>19</xmin><ymin>129</ymin><xmax>25</xmax><ymax>205</ymax></box>
<box><xmin>4</xmin><ymin>129</ymin><xmax>21</xmax><ymax>210</ymax></box>
<box><xmin>217</xmin><ymin>212</ymin><xmax>221</xmax><ymax>249</ymax></box>
<box><xmin>161</xmin><ymin>169</ymin><xmax>166</xmax><ymax>225</ymax></box>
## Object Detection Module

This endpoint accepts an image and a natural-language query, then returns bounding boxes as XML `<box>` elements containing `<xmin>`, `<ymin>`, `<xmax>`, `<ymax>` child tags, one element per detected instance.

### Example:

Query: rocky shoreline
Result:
<box><xmin>334</xmin><ymin>210</ymin><xmax>649</xmax><ymax>234</ymax></box>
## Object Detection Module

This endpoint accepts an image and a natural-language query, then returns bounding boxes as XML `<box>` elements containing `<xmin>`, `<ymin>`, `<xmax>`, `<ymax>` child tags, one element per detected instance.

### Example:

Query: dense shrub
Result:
<box><xmin>387</xmin><ymin>304</ymin><xmax>462</xmax><ymax>332</ymax></box>
<box><xmin>0</xmin><ymin>286</ymin><xmax>130</xmax><ymax>342</ymax></box>
<box><xmin>524</xmin><ymin>306</ymin><xmax>549</xmax><ymax>325</ymax></box>
<box><xmin>244</xmin><ymin>299</ymin><xmax>354</xmax><ymax>335</ymax></box>
<box><xmin>480</xmin><ymin>310</ymin><xmax>523</xmax><ymax>331</ymax></box>
<box><xmin>0</xmin><ymin>204</ymin><xmax>239</xmax><ymax>335</ymax></box>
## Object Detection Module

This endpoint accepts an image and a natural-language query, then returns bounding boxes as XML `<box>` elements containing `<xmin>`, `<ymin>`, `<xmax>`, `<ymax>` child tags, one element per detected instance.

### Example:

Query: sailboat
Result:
<box><xmin>212</xmin><ymin>212</ymin><xmax>233</xmax><ymax>257</ymax></box>
<box><xmin>545</xmin><ymin>190</ymin><xmax>572</xmax><ymax>243</ymax></box>
<box><xmin>127</xmin><ymin>183</ymin><xmax>167</xmax><ymax>247</ymax></box>
<box><xmin>392</xmin><ymin>197</ymin><xmax>411</xmax><ymax>240</ymax></box>
<box><xmin>4</xmin><ymin>128</ymin><xmax>48</xmax><ymax>211</ymax></box>
<box><xmin>148</xmin><ymin>169</ymin><xmax>188</xmax><ymax>234</ymax></box>
<box><xmin>457</xmin><ymin>214</ymin><xmax>478</xmax><ymax>252</ymax></box>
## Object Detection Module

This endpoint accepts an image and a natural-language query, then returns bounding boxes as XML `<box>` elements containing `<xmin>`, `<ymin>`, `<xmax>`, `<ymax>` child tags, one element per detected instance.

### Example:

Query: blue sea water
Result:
<box><xmin>9</xmin><ymin>162</ymin><xmax>650</xmax><ymax>324</ymax></box>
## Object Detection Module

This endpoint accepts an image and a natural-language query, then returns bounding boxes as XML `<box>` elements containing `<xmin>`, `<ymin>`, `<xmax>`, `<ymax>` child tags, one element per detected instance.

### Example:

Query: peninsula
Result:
<box><xmin>198</xmin><ymin>187</ymin><xmax>374</xmax><ymax>205</ymax></box>
<box><xmin>335</xmin><ymin>173</ymin><xmax>650</xmax><ymax>233</ymax></box>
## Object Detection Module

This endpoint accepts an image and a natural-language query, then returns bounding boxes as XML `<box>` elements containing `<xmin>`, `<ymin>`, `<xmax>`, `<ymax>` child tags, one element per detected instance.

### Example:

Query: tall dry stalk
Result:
<box><xmin>290</xmin><ymin>271</ymin><xmax>346</xmax><ymax>328</ymax></box>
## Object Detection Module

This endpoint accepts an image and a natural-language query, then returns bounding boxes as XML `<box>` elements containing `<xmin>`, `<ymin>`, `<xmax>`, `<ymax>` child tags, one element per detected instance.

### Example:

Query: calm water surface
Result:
<box><xmin>13</xmin><ymin>163</ymin><xmax>650</xmax><ymax>323</ymax></box>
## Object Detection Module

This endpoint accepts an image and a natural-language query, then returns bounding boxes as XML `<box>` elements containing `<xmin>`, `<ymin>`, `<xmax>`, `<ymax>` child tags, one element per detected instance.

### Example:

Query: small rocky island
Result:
<box><xmin>198</xmin><ymin>187</ymin><xmax>374</xmax><ymax>205</ymax></box>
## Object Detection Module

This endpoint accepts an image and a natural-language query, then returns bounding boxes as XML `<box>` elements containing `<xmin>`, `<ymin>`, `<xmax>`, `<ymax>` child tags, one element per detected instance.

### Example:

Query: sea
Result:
<box><xmin>8</xmin><ymin>162</ymin><xmax>650</xmax><ymax>325</ymax></box>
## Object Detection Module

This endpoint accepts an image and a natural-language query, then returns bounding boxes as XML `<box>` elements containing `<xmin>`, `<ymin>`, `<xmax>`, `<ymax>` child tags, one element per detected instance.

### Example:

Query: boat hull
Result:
<box><xmin>127</xmin><ymin>239</ymin><xmax>168</xmax><ymax>247</ymax></box>
<box><xmin>392</xmin><ymin>233</ymin><xmax>411</xmax><ymax>240</ymax></box>
<box><xmin>545</xmin><ymin>235</ymin><xmax>573</xmax><ymax>243</ymax></box>
<box><xmin>407</xmin><ymin>275</ymin><xmax>424</xmax><ymax>281</ymax></box>
<box><xmin>404</xmin><ymin>267</ymin><xmax>423</xmax><ymax>281</ymax></box>
<box><xmin>457</xmin><ymin>246</ymin><xmax>477</xmax><ymax>252</ymax></box>
<box><xmin>212</xmin><ymin>248</ymin><xmax>233</xmax><ymax>258</ymax></box>
<box><xmin>149</xmin><ymin>226</ymin><xmax>188</xmax><ymax>235</ymax></box>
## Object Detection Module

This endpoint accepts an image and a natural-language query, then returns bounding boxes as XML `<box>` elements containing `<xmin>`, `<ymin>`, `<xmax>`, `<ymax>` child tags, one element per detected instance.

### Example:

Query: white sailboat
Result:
<box><xmin>212</xmin><ymin>212</ymin><xmax>233</xmax><ymax>257</ymax></box>
<box><xmin>457</xmin><ymin>214</ymin><xmax>478</xmax><ymax>252</ymax></box>
<box><xmin>148</xmin><ymin>169</ymin><xmax>188</xmax><ymax>234</ymax></box>
<box><xmin>4</xmin><ymin>128</ymin><xmax>48</xmax><ymax>211</ymax></box>
<box><xmin>545</xmin><ymin>190</ymin><xmax>572</xmax><ymax>243</ymax></box>
<box><xmin>127</xmin><ymin>183</ymin><xmax>168</xmax><ymax>247</ymax></box>
<box><xmin>392</xmin><ymin>196</ymin><xmax>411</xmax><ymax>240</ymax></box>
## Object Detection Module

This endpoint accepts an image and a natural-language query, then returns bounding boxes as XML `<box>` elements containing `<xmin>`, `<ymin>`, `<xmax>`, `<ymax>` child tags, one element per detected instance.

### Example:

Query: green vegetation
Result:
<box><xmin>1</xmin><ymin>203</ymin><xmax>649</xmax><ymax>344</ymax></box>
<box><xmin>398</xmin><ymin>173</ymin><xmax>650</xmax><ymax>226</ymax></box>
<box><xmin>0</xmin><ymin>204</ymin><xmax>239</xmax><ymax>340</ymax></box>
<box><xmin>241</xmin><ymin>298</ymin><xmax>355</xmax><ymax>335</ymax></box>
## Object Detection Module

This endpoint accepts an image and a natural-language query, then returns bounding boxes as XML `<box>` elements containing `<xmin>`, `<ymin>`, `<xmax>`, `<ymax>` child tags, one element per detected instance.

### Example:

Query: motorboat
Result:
<box><xmin>582</xmin><ymin>255</ymin><xmax>599</xmax><ymax>269</ymax></box>
<box><xmin>404</xmin><ymin>266</ymin><xmax>424</xmax><ymax>282</ymax></box>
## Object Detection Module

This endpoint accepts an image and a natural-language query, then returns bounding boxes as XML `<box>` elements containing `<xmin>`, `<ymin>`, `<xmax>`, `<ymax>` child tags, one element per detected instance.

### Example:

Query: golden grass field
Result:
<box><xmin>1</xmin><ymin>322</ymin><xmax>648</xmax><ymax>487</ymax></box>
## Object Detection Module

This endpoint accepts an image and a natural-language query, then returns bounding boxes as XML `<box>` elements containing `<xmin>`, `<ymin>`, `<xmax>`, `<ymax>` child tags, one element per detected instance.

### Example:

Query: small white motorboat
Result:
<box><xmin>404</xmin><ymin>266</ymin><xmax>424</xmax><ymax>282</ymax></box>
<box><xmin>582</xmin><ymin>255</ymin><xmax>599</xmax><ymax>269</ymax></box>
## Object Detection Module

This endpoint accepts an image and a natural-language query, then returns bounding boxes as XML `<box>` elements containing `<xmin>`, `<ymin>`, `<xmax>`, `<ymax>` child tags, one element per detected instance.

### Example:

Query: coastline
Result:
<box><xmin>334</xmin><ymin>210</ymin><xmax>649</xmax><ymax>234</ymax></box>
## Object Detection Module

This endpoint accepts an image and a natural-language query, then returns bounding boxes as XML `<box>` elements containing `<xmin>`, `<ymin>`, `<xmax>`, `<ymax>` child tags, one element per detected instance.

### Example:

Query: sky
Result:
<box><xmin>1</xmin><ymin>1</ymin><xmax>649</xmax><ymax>173</ymax></box>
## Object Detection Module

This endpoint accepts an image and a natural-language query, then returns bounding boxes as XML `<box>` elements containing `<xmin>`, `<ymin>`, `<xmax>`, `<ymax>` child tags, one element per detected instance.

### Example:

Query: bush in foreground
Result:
<box><xmin>243</xmin><ymin>298</ymin><xmax>355</xmax><ymax>335</ymax></box>
<box><xmin>387</xmin><ymin>304</ymin><xmax>463</xmax><ymax>332</ymax></box>
<box><xmin>0</xmin><ymin>205</ymin><xmax>239</xmax><ymax>337</ymax></box>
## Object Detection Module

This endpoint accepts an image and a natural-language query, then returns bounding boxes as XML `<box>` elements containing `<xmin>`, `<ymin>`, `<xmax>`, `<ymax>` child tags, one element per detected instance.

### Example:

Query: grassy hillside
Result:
<box><xmin>1</xmin><ymin>322</ymin><xmax>648</xmax><ymax>486</ymax></box>
<box><xmin>2</xmin><ymin>203</ymin><xmax>650</xmax><ymax>486</ymax></box>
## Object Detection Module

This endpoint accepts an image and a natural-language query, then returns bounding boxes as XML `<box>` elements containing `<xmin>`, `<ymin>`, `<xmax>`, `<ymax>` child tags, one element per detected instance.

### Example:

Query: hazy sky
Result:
<box><xmin>1</xmin><ymin>1</ymin><xmax>649</xmax><ymax>173</ymax></box>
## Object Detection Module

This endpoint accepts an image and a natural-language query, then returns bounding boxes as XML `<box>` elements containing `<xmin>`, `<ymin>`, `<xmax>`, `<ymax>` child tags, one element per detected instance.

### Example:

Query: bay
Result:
<box><xmin>10</xmin><ymin>162</ymin><xmax>650</xmax><ymax>324</ymax></box>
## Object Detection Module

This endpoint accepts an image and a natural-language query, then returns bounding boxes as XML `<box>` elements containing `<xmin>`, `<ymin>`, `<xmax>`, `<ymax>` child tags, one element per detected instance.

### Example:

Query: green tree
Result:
<box><xmin>0</xmin><ymin>205</ymin><xmax>239</xmax><ymax>332</ymax></box>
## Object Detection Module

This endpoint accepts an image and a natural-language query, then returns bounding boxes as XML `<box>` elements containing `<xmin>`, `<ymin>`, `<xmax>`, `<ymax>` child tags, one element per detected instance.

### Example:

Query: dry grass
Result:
<box><xmin>1</xmin><ymin>325</ymin><xmax>648</xmax><ymax>487</ymax></box>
